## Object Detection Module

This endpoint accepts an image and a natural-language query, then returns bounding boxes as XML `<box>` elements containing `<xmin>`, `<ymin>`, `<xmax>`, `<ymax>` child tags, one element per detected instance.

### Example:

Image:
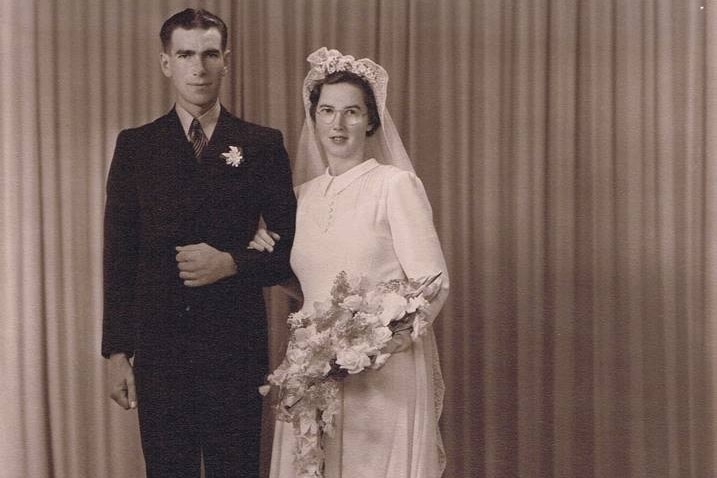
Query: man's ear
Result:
<box><xmin>159</xmin><ymin>52</ymin><xmax>171</xmax><ymax>78</ymax></box>
<box><xmin>222</xmin><ymin>49</ymin><xmax>231</xmax><ymax>75</ymax></box>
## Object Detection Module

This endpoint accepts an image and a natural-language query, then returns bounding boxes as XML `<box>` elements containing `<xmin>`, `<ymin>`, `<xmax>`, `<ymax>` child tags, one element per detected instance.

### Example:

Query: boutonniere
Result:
<box><xmin>222</xmin><ymin>146</ymin><xmax>244</xmax><ymax>167</ymax></box>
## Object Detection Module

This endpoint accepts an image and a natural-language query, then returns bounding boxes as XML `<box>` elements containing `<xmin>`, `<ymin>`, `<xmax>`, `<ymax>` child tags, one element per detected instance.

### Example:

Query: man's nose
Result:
<box><xmin>191</xmin><ymin>58</ymin><xmax>206</xmax><ymax>75</ymax></box>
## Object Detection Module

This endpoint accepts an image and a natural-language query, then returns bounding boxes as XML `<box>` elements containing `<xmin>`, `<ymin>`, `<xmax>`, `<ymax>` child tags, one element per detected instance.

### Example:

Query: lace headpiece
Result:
<box><xmin>302</xmin><ymin>47</ymin><xmax>389</xmax><ymax>120</ymax></box>
<box><xmin>294</xmin><ymin>47</ymin><xmax>414</xmax><ymax>185</ymax></box>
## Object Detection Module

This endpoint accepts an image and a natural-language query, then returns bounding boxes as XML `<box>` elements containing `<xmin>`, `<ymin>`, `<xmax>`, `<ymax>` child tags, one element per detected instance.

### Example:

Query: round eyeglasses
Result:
<box><xmin>315</xmin><ymin>106</ymin><xmax>367</xmax><ymax>126</ymax></box>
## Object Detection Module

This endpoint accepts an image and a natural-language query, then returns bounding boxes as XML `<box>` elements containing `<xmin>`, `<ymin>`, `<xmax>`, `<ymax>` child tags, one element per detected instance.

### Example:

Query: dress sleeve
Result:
<box><xmin>386</xmin><ymin>170</ymin><xmax>450</xmax><ymax>323</ymax></box>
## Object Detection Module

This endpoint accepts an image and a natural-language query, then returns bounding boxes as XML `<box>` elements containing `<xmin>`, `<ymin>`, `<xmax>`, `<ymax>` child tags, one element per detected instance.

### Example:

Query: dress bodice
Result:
<box><xmin>290</xmin><ymin>159</ymin><xmax>446</xmax><ymax>311</ymax></box>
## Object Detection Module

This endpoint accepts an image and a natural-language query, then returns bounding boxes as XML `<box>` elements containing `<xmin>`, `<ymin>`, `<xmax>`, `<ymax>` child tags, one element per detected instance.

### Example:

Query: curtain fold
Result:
<box><xmin>1</xmin><ymin>1</ymin><xmax>713</xmax><ymax>477</ymax></box>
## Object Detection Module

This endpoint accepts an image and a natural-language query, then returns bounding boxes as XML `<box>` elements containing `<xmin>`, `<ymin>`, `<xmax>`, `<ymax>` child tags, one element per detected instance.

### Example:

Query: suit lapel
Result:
<box><xmin>155</xmin><ymin>107</ymin><xmax>252</xmax><ymax>227</ymax></box>
<box><xmin>157</xmin><ymin>109</ymin><xmax>200</xmax><ymax>172</ymax></box>
<box><xmin>191</xmin><ymin>107</ymin><xmax>252</xmax><ymax>218</ymax></box>
<box><xmin>202</xmin><ymin>106</ymin><xmax>248</xmax><ymax>167</ymax></box>
<box><xmin>151</xmin><ymin>110</ymin><xmax>205</xmax><ymax>227</ymax></box>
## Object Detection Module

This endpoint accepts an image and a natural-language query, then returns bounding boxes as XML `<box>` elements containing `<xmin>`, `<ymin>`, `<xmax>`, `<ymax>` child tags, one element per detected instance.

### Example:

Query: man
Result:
<box><xmin>101</xmin><ymin>9</ymin><xmax>296</xmax><ymax>477</ymax></box>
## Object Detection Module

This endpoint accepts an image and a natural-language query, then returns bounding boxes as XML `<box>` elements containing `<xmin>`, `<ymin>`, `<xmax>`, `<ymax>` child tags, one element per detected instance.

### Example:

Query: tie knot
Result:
<box><xmin>190</xmin><ymin>118</ymin><xmax>205</xmax><ymax>137</ymax></box>
<box><xmin>189</xmin><ymin>119</ymin><xmax>207</xmax><ymax>160</ymax></box>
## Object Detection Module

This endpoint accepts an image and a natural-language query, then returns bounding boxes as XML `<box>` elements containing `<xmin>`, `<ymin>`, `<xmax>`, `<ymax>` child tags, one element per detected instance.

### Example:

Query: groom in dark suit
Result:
<box><xmin>101</xmin><ymin>9</ymin><xmax>296</xmax><ymax>477</ymax></box>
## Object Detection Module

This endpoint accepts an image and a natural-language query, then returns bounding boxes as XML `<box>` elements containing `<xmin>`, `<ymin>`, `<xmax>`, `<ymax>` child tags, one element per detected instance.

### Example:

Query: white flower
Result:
<box><xmin>372</xmin><ymin>325</ymin><xmax>393</xmax><ymax>346</ymax></box>
<box><xmin>293</xmin><ymin>324</ymin><xmax>318</xmax><ymax>348</ymax></box>
<box><xmin>379</xmin><ymin>292</ymin><xmax>408</xmax><ymax>325</ymax></box>
<box><xmin>336</xmin><ymin>348</ymin><xmax>372</xmax><ymax>374</ymax></box>
<box><xmin>364</xmin><ymin>289</ymin><xmax>384</xmax><ymax>313</ymax></box>
<box><xmin>307</xmin><ymin>328</ymin><xmax>331</xmax><ymax>348</ymax></box>
<box><xmin>347</xmin><ymin>274</ymin><xmax>369</xmax><ymax>292</ymax></box>
<box><xmin>286</xmin><ymin>346</ymin><xmax>309</xmax><ymax>365</ymax></box>
<box><xmin>407</xmin><ymin>295</ymin><xmax>429</xmax><ymax>314</ymax></box>
<box><xmin>411</xmin><ymin>315</ymin><xmax>429</xmax><ymax>340</ymax></box>
<box><xmin>340</xmin><ymin>294</ymin><xmax>363</xmax><ymax>311</ymax></box>
<box><xmin>313</xmin><ymin>299</ymin><xmax>332</xmax><ymax>318</ymax></box>
<box><xmin>288</xmin><ymin>310</ymin><xmax>311</xmax><ymax>329</ymax></box>
<box><xmin>221</xmin><ymin>145</ymin><xmax>244</xmax><ymax>167</ymax></box>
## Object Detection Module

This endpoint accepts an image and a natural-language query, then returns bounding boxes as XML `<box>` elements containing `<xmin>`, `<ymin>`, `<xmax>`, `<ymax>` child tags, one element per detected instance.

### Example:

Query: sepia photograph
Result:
<box><xmin>1</xmin><ymin>0</ymin><xmax>715</xmax><ymax>477</ymax></box>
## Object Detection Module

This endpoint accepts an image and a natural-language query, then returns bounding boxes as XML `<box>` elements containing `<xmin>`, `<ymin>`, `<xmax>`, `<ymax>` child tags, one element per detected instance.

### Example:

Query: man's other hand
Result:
<box><xmin>108</xmin><ymin>353</ymin><xmax>137</xmax><ymax>410</ymax></box>
<box><xmin>175</xmin><ymin>243</ymin><xmax>237</xmax><ymax>287</ymax></box>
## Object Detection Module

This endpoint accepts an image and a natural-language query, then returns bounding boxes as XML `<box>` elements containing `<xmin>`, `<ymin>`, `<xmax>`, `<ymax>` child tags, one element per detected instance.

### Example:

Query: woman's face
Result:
<box><xmin>315</xmin><ymin>82</ymin><xmax>372</xmax><ymax>163</ymax></box>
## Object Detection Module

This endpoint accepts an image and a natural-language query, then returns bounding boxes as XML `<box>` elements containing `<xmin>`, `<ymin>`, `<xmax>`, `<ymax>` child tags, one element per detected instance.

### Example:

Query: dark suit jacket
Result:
<box><xmin>102</xmin><ymin>107</ymin><xmax>296</xmax><ymax>379</ymax></box>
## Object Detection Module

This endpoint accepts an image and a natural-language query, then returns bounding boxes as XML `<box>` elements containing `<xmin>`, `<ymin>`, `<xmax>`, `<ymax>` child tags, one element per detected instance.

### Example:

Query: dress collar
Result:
<box><xmin>321</xmin><ymin>158</ymin><xmax>380</xmax><ymax>196</ymax></box>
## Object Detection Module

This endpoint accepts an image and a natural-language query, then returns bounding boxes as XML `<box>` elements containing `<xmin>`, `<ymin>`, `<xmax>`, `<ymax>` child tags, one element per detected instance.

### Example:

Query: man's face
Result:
<box><xmin>160</xmin><ymin>27</ymin><xmax>228</xmax><ymax>116</ymax></box>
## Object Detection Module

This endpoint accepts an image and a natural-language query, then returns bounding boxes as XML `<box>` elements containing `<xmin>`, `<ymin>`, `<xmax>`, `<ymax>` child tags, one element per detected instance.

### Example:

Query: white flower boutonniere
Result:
<box><xmin>222</xmin><ymin>146</ymin><xmax>244</xmax><ymax>167</ymax></box>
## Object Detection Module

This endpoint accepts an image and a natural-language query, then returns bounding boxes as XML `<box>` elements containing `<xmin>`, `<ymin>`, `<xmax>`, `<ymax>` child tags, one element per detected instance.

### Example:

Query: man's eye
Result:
<box><xmin>345</xmin><ymin>109</ymin><xmax>359</xmax><ymax>117</ymax></box>
<box><xmin>319</xmin><ymin>107</ymin><xmax>334</xmax><ymax>114</ymax></box>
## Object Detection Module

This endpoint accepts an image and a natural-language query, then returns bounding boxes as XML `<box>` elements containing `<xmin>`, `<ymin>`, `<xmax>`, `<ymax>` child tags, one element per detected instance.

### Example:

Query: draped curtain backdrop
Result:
<box><xmin>1</xmin><ymin>0</ymin><xmax>715</xmax><ymax>477</ymax></box>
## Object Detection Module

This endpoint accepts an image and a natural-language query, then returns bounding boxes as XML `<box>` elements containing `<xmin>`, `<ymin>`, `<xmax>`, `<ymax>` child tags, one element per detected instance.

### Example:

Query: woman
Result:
<box><xmin>254</xmin><ymin>48</ymin><xmax>449</xmax><ymax>477</ymax></box>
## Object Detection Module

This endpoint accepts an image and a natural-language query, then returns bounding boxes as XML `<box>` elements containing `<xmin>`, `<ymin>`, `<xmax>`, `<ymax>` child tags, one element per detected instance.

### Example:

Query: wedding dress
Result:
<box><xmin>269</xmin><ymin>158</ymin><xmax>449</xmax><ymax>477</ymax></box>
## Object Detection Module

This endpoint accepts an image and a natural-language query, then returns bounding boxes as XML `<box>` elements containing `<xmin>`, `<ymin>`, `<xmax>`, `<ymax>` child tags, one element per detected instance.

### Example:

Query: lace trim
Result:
<box><xmin>427</xmin><ymin>328</ymin><xmax>447</xmax><ymax>474</ymax></box>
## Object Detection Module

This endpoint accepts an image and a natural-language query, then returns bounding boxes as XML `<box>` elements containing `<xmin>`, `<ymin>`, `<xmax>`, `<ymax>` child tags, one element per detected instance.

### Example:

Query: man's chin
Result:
<box><xmin>178</xmin><ymin>95</ymin><xmax>219</xmax><ymax>113</ymax></box>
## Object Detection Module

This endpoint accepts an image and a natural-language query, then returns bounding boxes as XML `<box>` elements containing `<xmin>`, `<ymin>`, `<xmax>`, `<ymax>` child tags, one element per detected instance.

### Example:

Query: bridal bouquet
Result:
<box><xmin>260</xmin><ymin>270</ymin><xmax>442</xmax><ymax>477</ymax></box>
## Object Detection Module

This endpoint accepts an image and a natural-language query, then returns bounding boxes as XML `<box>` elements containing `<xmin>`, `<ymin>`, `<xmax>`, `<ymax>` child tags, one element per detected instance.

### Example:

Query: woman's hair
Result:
<box><xmin>160</xmin><ymin>9</ymin><xmax>228</xmax><ymax>52</ymax></box>
<box><xmin>308</xmin><ymin>71</ymin><xmax>381</xmax><ymax>137</ymax></box>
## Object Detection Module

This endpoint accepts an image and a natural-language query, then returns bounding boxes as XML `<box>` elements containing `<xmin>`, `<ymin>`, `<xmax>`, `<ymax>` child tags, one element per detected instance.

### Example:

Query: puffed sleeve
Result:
<box><xmin>386</xmin><ymin>170</ymin><xmax>450</xmax><ymax>323</ymax></box>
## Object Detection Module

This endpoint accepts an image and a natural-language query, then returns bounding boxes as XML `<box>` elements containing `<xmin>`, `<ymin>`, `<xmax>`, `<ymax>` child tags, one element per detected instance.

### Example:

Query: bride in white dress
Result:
<box><xmin>252</xmin><ymin>48</ymin><xmax>449</xmax><ymax>478</ymax></box>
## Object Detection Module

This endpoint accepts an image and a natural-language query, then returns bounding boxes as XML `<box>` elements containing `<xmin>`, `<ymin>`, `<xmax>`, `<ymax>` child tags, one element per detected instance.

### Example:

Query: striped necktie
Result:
<box><xmin>189</xmin><ymin>118</ymin><xmax>208</xmax><ymax>160</ymax></box>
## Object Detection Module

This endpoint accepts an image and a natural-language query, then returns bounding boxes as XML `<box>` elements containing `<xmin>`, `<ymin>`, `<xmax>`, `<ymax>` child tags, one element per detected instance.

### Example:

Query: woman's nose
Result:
<box><xmin>331</xmin><ymin>111</ymin><xmax>346</xmax><ymax>127</ymax></box>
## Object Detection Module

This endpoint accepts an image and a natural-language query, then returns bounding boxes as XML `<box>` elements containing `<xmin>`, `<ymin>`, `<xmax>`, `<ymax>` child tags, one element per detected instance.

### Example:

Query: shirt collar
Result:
<box><xmin>322</xmin><ymin>158</ymin><xmax>380</xmax><ymax>196</ymax></box>
<box><xmin>175</xmin><ymin>101</ymin><xmax>221</xmax><ymax>141</ymax></box>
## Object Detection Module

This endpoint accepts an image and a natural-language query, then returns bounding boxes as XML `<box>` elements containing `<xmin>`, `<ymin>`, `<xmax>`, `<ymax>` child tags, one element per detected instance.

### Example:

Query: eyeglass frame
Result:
<box><xmin>315</xmin><ymin>106</ymin><xmax>368</xmax><ymax>126</ymax></box>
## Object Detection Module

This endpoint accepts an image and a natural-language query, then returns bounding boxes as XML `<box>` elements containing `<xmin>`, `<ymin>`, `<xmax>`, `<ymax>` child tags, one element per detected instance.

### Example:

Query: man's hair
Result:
<box><xmin>160</xmin><ymin>9</ymin><xmax>228</xmax><ymax>52</ymax></box>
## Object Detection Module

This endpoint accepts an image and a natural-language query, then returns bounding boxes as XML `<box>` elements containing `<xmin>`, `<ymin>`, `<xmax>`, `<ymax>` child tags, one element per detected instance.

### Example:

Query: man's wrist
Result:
<box><xmin>224</xmin><ymin>251</ymin><xmax>238</xmax><ymax>277</ymax></box>
<box><xmin>109</xmin><ymin>352</ymin><xmax>130</xmax><ymax>363</ymax></box>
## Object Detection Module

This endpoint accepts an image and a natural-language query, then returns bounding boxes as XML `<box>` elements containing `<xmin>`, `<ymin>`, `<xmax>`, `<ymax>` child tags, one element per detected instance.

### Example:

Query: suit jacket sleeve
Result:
<box><xmin>228</xmin><ymin>130</ymin><xmax>297</xmax><ymax>287</ymax></box>
<box><xmin>102</xmin><ymin>130</ymin><xmax>140</xmax><ymax>358</ymax></box>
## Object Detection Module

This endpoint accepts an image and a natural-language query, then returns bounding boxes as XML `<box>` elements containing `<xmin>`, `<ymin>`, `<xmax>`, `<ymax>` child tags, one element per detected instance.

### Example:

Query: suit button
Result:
<box><xmin>185</xmin><ymin>305</ymin><xmax>191</xmax><ymax>312</ymax></box>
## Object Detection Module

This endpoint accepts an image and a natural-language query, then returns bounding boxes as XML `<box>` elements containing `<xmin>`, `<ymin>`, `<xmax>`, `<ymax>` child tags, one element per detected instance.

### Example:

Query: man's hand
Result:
<box><xmin>248</xmin><ymin>228</ymin><xmax>280</xmax><ymax>253</ymax></box>
<box><xmin>108</xmin><ymin>353</ymin><xmax>137</xmax><ymax>410</ymax></box>
<box><xmin>175</xmin><ymin>243</ymin><xmax>237</xmax><ymax>287</ymax></box>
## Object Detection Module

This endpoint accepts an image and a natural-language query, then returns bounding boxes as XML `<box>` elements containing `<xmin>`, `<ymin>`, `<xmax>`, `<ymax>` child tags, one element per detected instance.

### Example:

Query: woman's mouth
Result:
<box><xmin>329</xmin><ymin>135</ymin><xmax>347</xmax><ymax>144</ymax></box>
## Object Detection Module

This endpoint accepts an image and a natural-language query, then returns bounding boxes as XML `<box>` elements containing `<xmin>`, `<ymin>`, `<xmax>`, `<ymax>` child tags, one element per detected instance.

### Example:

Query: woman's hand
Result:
<box><xmin>382</xmin><ymin>329</ymin><xmax>412</xmax><ymax>354</ymax></box>
<box><xmin>248</xmin><ymin>228</ymin><xmax>280</xmax><ymax>252</ymax></box>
